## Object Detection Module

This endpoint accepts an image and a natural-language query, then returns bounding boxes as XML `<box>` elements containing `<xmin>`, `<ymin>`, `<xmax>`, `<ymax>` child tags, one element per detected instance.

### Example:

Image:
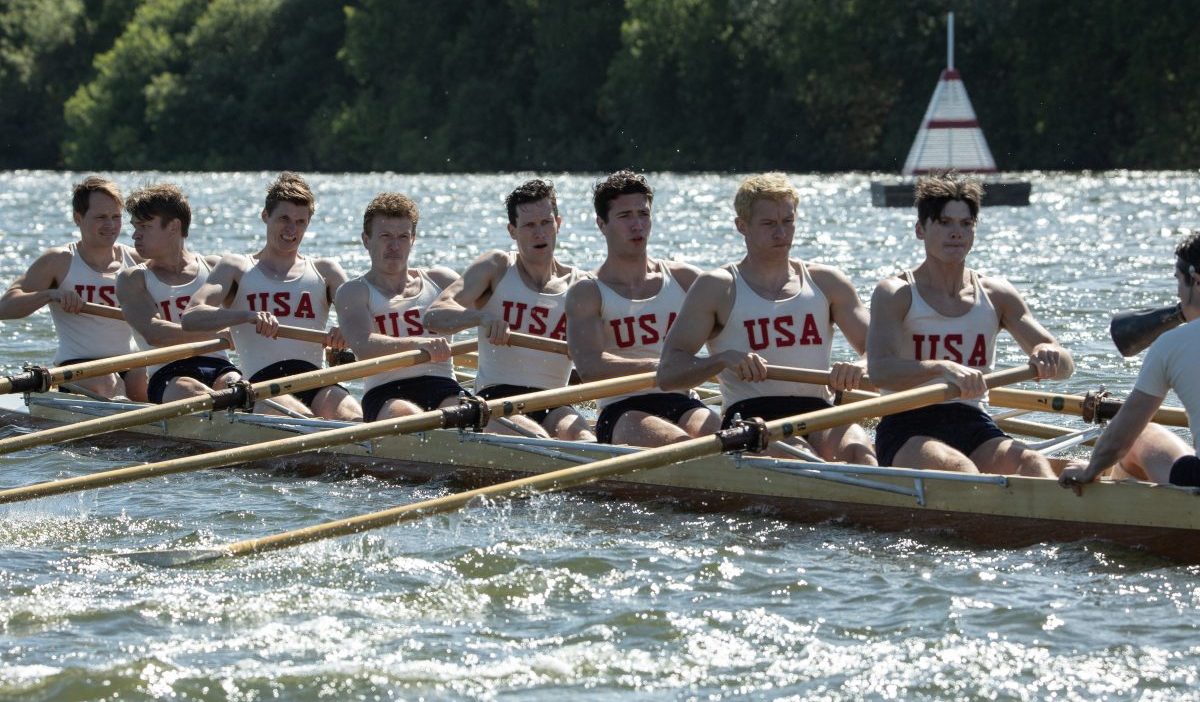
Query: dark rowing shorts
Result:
<box><xmin>595</xmin><ymin>392</ymin><xmax>709</xmax><ymax>445</ymax></box>
<box><xmin>721</xmin><ymin>395</ymin><xmax>833</xmax><ymax>429</ymax></box>
<box><xmin>477</xmin><ymin>384</ymin><xmax>561</xmax><ymax>425</ymax></box>
<box><xmin>58</xmin><ymin>357</ymin><xmax>134</xmax><ymax>381</ymax></box>
<box><xmin>147</xmin><ymin>356</ymin><xmax>241</xmax><ymax>404</ymax></box>
<box><xmin>249</xmin><ymin>359</ymin><xmax>348</xmax><ymax>411</ymax></box>
<box><xmin>362</xmin><ymin>375</ymin><xmax>468</xmax><ymax>422</ymax></box>
<box><xmin>875</xmin><ymin>402</ymin><xmax>1008</xmax><ymax>467</ymax></box>
<box><xmin>1169</xmin><ymin>454</ymin><xmax>1200</xmax><ymax>487</ymax></box>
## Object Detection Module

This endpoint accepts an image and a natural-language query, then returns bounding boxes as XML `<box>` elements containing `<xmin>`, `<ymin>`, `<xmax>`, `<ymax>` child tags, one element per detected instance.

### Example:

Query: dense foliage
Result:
<box><xmin>2</xmin><ymin>0</ymin><xmax>1196</xmax><ymax>171</ymax></box>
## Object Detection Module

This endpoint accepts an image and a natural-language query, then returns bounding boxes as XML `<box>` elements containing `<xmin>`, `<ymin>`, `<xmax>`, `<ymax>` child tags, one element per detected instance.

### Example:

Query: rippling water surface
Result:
<box><xmin>0</xmin><ymin>171</ymin><xmax>1198</xmax><ymax>700</ymax></box>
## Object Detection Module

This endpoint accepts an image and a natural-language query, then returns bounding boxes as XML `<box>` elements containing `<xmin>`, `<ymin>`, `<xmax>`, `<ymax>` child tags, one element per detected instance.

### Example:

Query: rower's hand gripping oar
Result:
<box><xmin>0</xmin><ymin>367</ymin><xmax>659</xmax><ymax>507</ymax></box>
<box><xmin>0</xmin><ymin>336</ymin><xmax>485</xmax><ymax>456</ymax></box>
<box><xmin>128</xmin><ymin>364</ymin><xmax>1038</xmax><ymax>567</ymax></box>
<box><xmin>0</xmin><ymin>302</ymin><xmax>347</xmax><ymax>395</ymax></box>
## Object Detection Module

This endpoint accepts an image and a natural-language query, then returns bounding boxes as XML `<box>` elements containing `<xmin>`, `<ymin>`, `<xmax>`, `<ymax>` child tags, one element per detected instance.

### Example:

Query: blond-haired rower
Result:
<box><xmin>658</xmin><ymin>173</ymin><xmax>874</xmax><ymax>462</ymax></box>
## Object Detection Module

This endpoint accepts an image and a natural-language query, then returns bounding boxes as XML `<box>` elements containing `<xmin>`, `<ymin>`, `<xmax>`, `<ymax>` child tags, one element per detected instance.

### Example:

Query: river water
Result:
<box><xmin>0</xmin><ymin>171</ymin><xmax>1196</xmax><ymax>700</ymax></box>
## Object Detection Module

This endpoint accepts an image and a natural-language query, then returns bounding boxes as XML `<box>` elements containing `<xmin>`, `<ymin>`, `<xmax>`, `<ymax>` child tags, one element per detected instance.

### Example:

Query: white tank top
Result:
<box><xmin>893</xmin><ymin>269</ymin><xmax>999</xmax><ymax>408</ymax></box>
<box><xmin>132</xmin><ymin>256</ymin><xmax>231</xmax><ymax>376</ymax></box>
<box><xmin>229</xmin><ymin>256</ymin><xmax>329</xmax><ymax>378</ymax></box>
<box><xmin>50</xmin><ymin>242</ymin><xmax>138</xmax><ymax>364</ymax></box>
<box><xmin>358</xmin><ymin>270</ymin><xmax>454</xmax><ymax>392</ymax></box>
<box><xmin>707</xmin><ymin>262</ymin><xmax>834</xmax><ymax>406</ymax></box>
<box><xmin>474</xmin><ymin>253</ymin><xmax>582</xmax><ymax>391</ymax></box>
<box><xmin>595</xmin><ymin>260</ymin><xmax>686</xmax><ymax>408</ymax></box>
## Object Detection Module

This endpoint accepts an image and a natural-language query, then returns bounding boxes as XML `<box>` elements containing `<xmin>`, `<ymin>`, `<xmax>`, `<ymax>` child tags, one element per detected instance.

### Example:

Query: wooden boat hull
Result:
<box><xmin>2</xmin><ymin>393</ymin><xmax>1197</xmax><ymax>562</ymax></box>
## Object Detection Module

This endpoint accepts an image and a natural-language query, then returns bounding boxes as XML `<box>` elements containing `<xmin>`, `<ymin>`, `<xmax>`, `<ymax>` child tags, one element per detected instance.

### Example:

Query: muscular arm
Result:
<box><xmin>424</xmin><ymin>252</ymin><xmax>505</xmax><ymax>333</ymax></box>
<box><xmin>116</xmin><ymin>268</ymin><xmax>217</xmax><ymax>346</ymax></box>
<box><xmin>986</xmin><ymin>276</ymin><xmax>1074</xmax><ymax>380</ymax></box>
<box><xmin>181</xmin><ymin>255</ymin><xmax>252</xmax><ymax>331</ymax></box>
<box><xmin>566</xmin><ymin>279</ymin><xmax>658</xmax><ymax>381</ymax></box>
<box><xmin>1060</xmin><ymin>389</ymin><xmax>1163</xmax><ymax>484</ymax></box>
<box><xmin>0</xmin><ymin>249</ymin><xmax>72</xmax><ymax>319</ymax></box>
<box><xmin>315</xmin><ymin>258</ymin><xmax>350</xmax><ymax>305</ymax></box>
<box><xmin>657</xmin><ymin>270</ymin><xmax>740</xmax><ymax>391</ymax></box>
<box><xmin>810</xmin><ymin>264</ymin><xmax>870</xmax><ymax>355</ymax></box>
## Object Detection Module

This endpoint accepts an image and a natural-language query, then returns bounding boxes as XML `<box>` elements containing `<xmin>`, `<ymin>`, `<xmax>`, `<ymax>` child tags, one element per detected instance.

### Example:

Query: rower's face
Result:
<box><xmin>262</xmin><ymin>201</ymin><xmax>310</xmax><ymax>253</ymax></box>
<box><xmin>363</xmin><ymin>215</ymin><xmax>415</xmax><ymax>268</ymax></box>
<box><xmin>917</xmin><ymin>200</ymin><xmax>975</xmax><ymax>262</ymax></box>
<box><xmin>130</xmin><ymin>215</ymin><xmax>178</xmax><ymax>259</ymax></box>
<box><xmin>73</xmin><ymin>192</ymin><xmax>122</xmax><ymax>243</ymax></box>
<box><xmin>736</xmin><ymin>197</ymin><xmax>796</xmax><ymax>255</ymax></box>
<box><xmin>597</xmin><ymin>193</ymin><xmax>652</xmax><ymax>253</ymax></box>
<box><xmin>508</xmin><ymin>198</ymin><xmax>559</xmax><ymax>260</ymax></box>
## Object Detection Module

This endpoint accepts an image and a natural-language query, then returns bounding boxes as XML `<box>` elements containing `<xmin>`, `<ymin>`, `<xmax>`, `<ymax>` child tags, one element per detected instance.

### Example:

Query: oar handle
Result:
<box><xmin>80</xmin><ymin>301</ymin><xmax>330</xmax><ymax>345</ymax></box>
<box><xmin>989</xmin><ymin>387</ymin><xmax>1189</xmax><ymax>428</ymax></box>
<box><xmin>506</xmin><ymin>332</ymin><xmax>568</xmax><ymax>355</ymax></box>
<box><xmin>763</xmin><ymin>364</ymin><xmax>879</xmax><ymax>392</ymax></box>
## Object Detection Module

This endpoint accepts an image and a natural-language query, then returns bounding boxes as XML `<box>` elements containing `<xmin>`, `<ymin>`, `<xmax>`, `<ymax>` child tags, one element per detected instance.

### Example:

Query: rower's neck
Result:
<box><xmin>76</xmin><ymin>239</ymin><xmax>121</xmax><ymax>268</ymax></box>
<box><xmin>916</xmin><ymin>258</ymin><xmax>970</xmax><ymax>294</ymax></box>
<box><xmin>515</xmin><ymin>255</ymin><xmax>558</xmax><ymax>290</ymax></box>
<box><xmin>366</xmin><ymin>265</ymin><xmax>414</xmax><ymax>297</ymax></box>
<box><xmin>255</xmin><ymin>249</ymin><xmax>301</xmax><ymax>277</ymax></box>
<box><xmin>740</xmin><ymin>253</ymin><xmax>794</xmax><ymax>288</ymax></box>
<box><xmin>600</xmin><ymin>251</ymin><xmax>652</xmax><ymax>285</ymax></box>
<box><xmin>148</xmin><ymin>247</ymin><xmax>192</xmax><ymax>275</ymax></box>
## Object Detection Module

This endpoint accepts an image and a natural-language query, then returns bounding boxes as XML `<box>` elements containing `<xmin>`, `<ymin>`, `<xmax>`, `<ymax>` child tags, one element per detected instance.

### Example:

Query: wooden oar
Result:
<box><xmin>127</xmin><ymin>364</ymin><xmax>1037</xmax><ymax>567</ymax></box>
<box><xmin>0</xmin><ymin>370</ymin><xmax>658</xmax><ymax>505</ymax></box>
<box><xmin>986</xmin><ymin>387</ymin><xmax>1188</xmax><ymax>427</ymax></box>
<box><xmin>0</xmin><ymin>338</ymin><xmax>483</xmax><ymax>456</ymax></box>
<box><xmin>0</xmin><ymin>303</ymin><xmax>337</xmax><ymax>395</ymax></box>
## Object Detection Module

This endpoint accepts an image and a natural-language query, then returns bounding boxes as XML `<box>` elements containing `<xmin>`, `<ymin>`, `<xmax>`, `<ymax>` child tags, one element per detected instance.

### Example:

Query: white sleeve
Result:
<box><xmin>1133</xmin><ymin>339</ymin><xmax>1171</xmax><ymax>399</ymax></box>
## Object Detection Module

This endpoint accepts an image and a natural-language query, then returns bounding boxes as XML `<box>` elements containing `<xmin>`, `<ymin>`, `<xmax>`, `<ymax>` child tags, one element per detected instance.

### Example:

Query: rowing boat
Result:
<box><xmin>2</xmin><ymin>385</ymin><xmax>1196</xmax><ymax>564</ymax></box>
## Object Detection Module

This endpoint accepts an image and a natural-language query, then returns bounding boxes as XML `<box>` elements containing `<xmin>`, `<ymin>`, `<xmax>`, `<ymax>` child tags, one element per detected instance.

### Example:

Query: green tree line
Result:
<box><xmin>2</xmin><ymin>0</ymin><xmax>1197</xmax><ymax>172</ymax></box>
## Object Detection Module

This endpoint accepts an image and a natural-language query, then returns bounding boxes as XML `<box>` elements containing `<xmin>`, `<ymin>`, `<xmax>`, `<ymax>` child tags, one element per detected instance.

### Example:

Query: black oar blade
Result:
<box><xmin>1110</xmin><ymin>304</ymin><xmax>1184</xmax><ymax>357</ymax></box>
<box><xmin>125</xmin><ymin>547</ymin><xmax>227</xmax><ymax>568</ymax></box>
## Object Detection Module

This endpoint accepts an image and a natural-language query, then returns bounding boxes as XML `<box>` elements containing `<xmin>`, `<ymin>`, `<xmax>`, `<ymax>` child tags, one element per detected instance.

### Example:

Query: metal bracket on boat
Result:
<box><xmin>5</xmin><ymin>364</ymin><xmax>52</xmax><ymax>394</ymax></box>
<box><xmin>441</xmin><ymin>394</ymin><xmax>491</xmax><ymax>433</ymax></box>
<box><xmin>717</xmin><ymin>415</ymin><xmax>770</xmax><ymax>454</ymax></box>
<box><xmin>208</xmin><ymin>380</ymin><xmax>256</xmax><ymax>412</ymax></box>
<box><xmin>1082</xmin><ymin>388</ymin><xmax>1121</xmax><ymax>424</ymax></box>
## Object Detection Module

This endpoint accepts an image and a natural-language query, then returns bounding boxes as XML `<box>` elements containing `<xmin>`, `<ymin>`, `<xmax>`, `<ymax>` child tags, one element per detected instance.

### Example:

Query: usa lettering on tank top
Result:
<box><xmin>595</xmin><ymin>260</ymin><xmax>687</xmax><ymax>409</ymax></box>
<box><xmin>357</xmin><ymin>270</ymin><xmax>454</xmax><ymax>392</ymax></box>
<box><xmin>474</xmin><ymin>253</ymin><xmax>580</xmax><ymax>391</ymax></box>
<box><xmin>893</xmin><ymin>269</ymin><xmax>1000</xmax><ymax>408</ymax></box>
<box><xmin>50</xmin><ymin>242</ymin><xmax>138</xmax><ymax>364</ymax></box>
<box><xmin>707</xmin><ymin>261</ymin><xmax>835</xmax><ymax>406</ymax></box>
<box><xmin>133</xmin><ymin>256</ymin><xmax>231</xmax><ymax>376</ymax></box>
<box><xmin>228</xmin><ymin>256</ymin><xmax>329</xmax><ymax>378</ymax></box>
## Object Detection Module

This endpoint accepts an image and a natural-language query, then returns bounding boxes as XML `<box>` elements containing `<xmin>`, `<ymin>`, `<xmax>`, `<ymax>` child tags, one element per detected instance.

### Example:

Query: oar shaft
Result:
<box><xmin>79</xmin><ymin>301</ymin><xmax>330</xmax><ymax>345</ymax></box>
<box><xmin>0</xmin><ymin>341</ymin><xmax>478</xmax><ymax>456</ymax></box>
<box><xmin>0</xmin><ymin>338</ymin><xmax>232</xmax><ymax>394</ymax></box>
<box><xmin>203</xmin><ymin>364</ymin><xmax>1038</xmax><ymax>561</ymax></box>
<box><xmin>0</xmin><ymin>372</ymin><xmax>658</xmax><ymax>504</ymax></box>
<box><xmin>989</xmin><ymin>387</ymin><xmax>1188</xmax><ymax>427</ymax></box>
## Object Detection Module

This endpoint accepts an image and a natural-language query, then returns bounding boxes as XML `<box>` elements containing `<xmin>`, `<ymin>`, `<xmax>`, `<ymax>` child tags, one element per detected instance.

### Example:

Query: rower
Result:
<box><xmin>565</xmin><ymin>170</ymin><xmax>719</xmax><ymax>446</ymax></box>
<box><xmin>867</xmin><ymin>171</ymin><xmax>1072</xmax><ymax>477</ymax></box>
<box><xmin>425</xmin><ymin>179</ymin><xmax>594</xmax><ymax>440</ymax></box>
<box><xmin>334</xmin><ymin>192</ymin><xmax>468</xmax><ymax>422</ymax></box>
<box><xmin>0</xmin><ymin>176</ymin><xmax>147</xmax><ymax>401</ymax></box>
<box><xmin>181</xmin><ymin>172</ymin><xmax>362</xmax><ymax>420</ymax></box>
<box><xmin>658</xmin><ymin>173</ymin><xmax>875</xmax><ymax>462</ymax></box>
<box><xmin>114</xmin><ymin>184</ymin><xmax>242</xmax><ymax>404</ymax></box>
<box><xmin>1059</xmin><ymin>233</ymin><xmax>1200</xmax><ymax>489</ymax></box>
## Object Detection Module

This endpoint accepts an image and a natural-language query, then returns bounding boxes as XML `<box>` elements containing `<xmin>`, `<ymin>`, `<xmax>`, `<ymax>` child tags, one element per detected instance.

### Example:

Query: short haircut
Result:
<box><xmin>734</xmin><ymin>172</ymin><xmax>799</xmax><ymax>222</ymax></box>
<box><xmin>362</xmin><ymin>192</ymin><xmax>419</xmax><ymax>237</ymax></box>
<box><xmin>1176</xmin><ymin>231</ymin><xmax>1200</xmax><ymax>272</ymax></box>
<box><xmin>72</xmin><ymin>176</ymin><xmax>122</xmax><ymax>216</ymax></box>
<box><xmin>593</xmin><ymin>170</ymin><xmax>653</xmax><ymax>222</ymax></box>
<box><xmin>125</xmin><ymin>183</ymin><xmax>191</xmax><ymax>236</ymax></box>
<box><xmin>505</xmin><ymin>179</ymin><xmax>558</xmax><ymax>225</ymax></box>
<box><xmin>914</xmin><ymin>171</ymin><xmax>984</xmax><ymax>224</ymax></box>
<box><xmin>264</xmin><ymin>171</ymin><xmax>315</xmax><ymax>216</ymax></box>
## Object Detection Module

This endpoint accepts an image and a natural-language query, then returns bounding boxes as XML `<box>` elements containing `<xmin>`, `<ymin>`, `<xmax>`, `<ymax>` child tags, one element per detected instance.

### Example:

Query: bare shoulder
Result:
<box><xmin>312</xmin><ymin>256</ymin><xmax>347</xmax><ymax>277</ymax></box>
<box><xmin>695</xmin><ymin>265</ymin><xmax>735</xmax><ymax>289</ymax></box>
<box><xmin>427</xmin><ymin>265</ymin><xmax>460</xmax><ymax>289</ymax></box>
<box><xmin>978</xmin><ymin>273</ymin><xmax>1026</xmax><ymax>310</ymax></box>
<box><xmin>200</xmin><ymin>253</ymin><xmax>223</xmax><ymax>269</ymax></box>
<box><xmin>214</xmin><ymin>252</ymin><xmax>253</xmax><ymax>273</ymax></box>
<box><xmin>117</xmin><ymin>242</ymin><xmax>144</xmax><ymax>263</ymax></box>
<box><xmin>664</xmin><ymin>260</ymin><xmax>703</xmax><ymax>288</ymax></box>
<box><xmin>566</xmin><ymin>277</ymin><xmax>602</xmax><ymax>309</ymax></box>
<box><xmin>873</xmin><ymin>272</ymin><xmax>911</xmax><ymax>296</ymax></box>
<box><xmin>116</xmin><ymin>264</ymin><xmax>146</xmax><ymax>286</ymax></box>
<box><xmin>333</xmin><ymin>276</ymin><xmax>368</xmax><ymax>305</ymax></box>
<box><xmin>805</xmin><ymin>261</ymin><xmax>859</xmax><ymax>291</ymax></box>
